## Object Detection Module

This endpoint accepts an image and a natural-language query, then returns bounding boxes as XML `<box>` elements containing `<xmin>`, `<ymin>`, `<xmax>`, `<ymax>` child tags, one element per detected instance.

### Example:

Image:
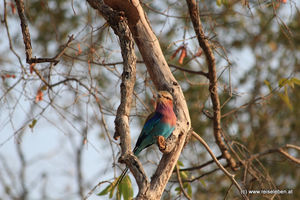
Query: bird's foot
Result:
<box><xmin>157</xmin><ymin>136</ymin><xmax>166</xmax><ymax>151</ymax></box>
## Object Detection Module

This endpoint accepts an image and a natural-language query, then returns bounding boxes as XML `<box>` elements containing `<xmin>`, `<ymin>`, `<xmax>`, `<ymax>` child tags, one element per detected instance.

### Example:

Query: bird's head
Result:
<box><xmin>157</xmin><ymin>91</ymin><xmax>173</xmax><ymax>105</ymax></box>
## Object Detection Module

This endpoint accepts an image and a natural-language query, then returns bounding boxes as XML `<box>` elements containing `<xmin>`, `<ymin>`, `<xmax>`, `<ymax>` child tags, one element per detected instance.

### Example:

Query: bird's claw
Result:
<box><xmin>157</xmin><ymin>136</ymin><xmax>166</xmax><ymax>151</ymax></box>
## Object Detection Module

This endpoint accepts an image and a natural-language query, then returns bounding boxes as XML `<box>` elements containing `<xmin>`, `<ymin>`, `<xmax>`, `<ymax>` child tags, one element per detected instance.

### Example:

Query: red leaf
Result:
<box><xmin>76</xmin><ymin>43</ymin><xmax>82</xmax><ymax>56</ymax></box>
<box><xmin>35</xmin><ymin>90</ymin><xmax>43</xmax><ymax>103</ymax></box>
<box><xmin>178</xmin><ymin>47</ymin><xmax>187</xmax><ymax>64</ymax></box>
<box><xmin>8</xmin><ymin>2</ymin><xmax>16</xmax><ymax>14</ymax></box>
<box><xmin>30</xmin><ymin>63</ymin><xmax>36</xmax><ymax>74</ymax></box>
<box><xmin>195</xmin><ymin>48</ymin><xmax>202</xmax><ymax>57</ymax></box>
<box><xmin>171</xmin><ymin>46</ymin><xmax>184</xmax><ymax>60</ymax></box>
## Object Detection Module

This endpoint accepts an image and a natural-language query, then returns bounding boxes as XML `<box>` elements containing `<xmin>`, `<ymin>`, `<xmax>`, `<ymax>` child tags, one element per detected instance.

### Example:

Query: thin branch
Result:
<box><xmin>249</xmin><ymin>144</ymin><xmax>300</xmax><ymax>165</ymax></box>
<box><xmin>83</xmin><ymin>181</ymin><xmax>110</xmax><ymax>200</ymax></box>
<box><xmin>185</xmin><ymin>0</ymin><xmax>237</xmax><ymax>170</ymax></box>
<box><xmin>192</xmin><ymin>131</ymin><xmax>248</xmax><ymax>200</ymax></box>
<box><xmin>142</xmin><ymin>2</ymin><xmax>221</xmax><ymax>19</ymax></box>
<box><xmin>168</xmin><ymin>63</ymin><xmax>208</xmax><ymax>78</ymax></box>
<box><xmin>224</xmin><ymin>182</ymin><xmax>234</xmax><ymax>200</ymax></box>
<box><xmin>14</xmin><ymin>0</ymin><xmax>74</xmax><ymax>64</ymax></box>
<box><xmin>76</xmin><ymin>134</ymin><xmax>85</xmax><ymax>199</ymax></box>
<box><xmin>176</xmin><ymin>163</ymin><xmax>192</xmax><ymax>200</ymax></box>
<box><xmin>3</xmin><ymin>0</ymin><xmax>25</xmax><ymax>71</ymax></box>
<box><xmin>179</xmin><ymin>155</ymin><xmax>223</xmax><ymax>172</ymax></box>
<box><xmin>181</xmin><ymin>166</ymin><xmax>224</xmax><ymax>183</ymax></box>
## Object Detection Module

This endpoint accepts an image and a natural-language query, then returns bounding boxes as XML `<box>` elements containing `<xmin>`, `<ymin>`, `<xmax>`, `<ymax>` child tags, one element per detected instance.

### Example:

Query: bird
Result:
<box><xmin>116</xmin><ymin>90</ymin><xmax>177</xmax><ymax>185</ymax></box>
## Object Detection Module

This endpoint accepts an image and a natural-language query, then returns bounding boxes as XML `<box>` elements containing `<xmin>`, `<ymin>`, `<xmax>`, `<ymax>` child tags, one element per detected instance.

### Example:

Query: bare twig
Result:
<box><xmin>181</xmin><ymin>166</ymin><xmax>225</xmax><ymax>183</ymax></box>
<box><xmin>249</xmin><ymin>144</ymin><xmax>300</xmax><ymax>165</ymax></box>
<box><xmin>3</xmin><ymin>0</ymin><xmax>25</xmax><ymax>71</ymax></box>
<box><xmin>83</xmin><ymin>181</ymin><xmax>110</xmax><ymax>200</ymax></box>
<box><xmin>192</xmin><ymin>131</ymin><xmax>248</xmax><ymax>200</ymax></box>
<box><xmin>14</xmin><ymin>0</ymin><xmax>74</xmax><ymax>65</ymax></box>
<box><xmin>168</xmin><ymin>63</ymin><xmax>208</xmax><ymax>78</ymax></box>
<box><xmin>76</xmin><ymin>134</ymin><xmax>85</xmax><ymax>198</ymax></box>
<box><xmin>176</xmin><ymin>163</ymin><xmax>192</xmax><ymax>200</ymax></box>
<box><xmin>185</xmin><ymin>0</ymin><xmax>237</xmax><ymax>170</ymax></box>
<box><xmin>179</xmin><ymin>155</ymin><xmax>223</xmax><ymax>172</ymax></box>
<box><xmin>16</xmin><ymin>142</ymin><xmax>27</xmax><ymax>199</ymax></box>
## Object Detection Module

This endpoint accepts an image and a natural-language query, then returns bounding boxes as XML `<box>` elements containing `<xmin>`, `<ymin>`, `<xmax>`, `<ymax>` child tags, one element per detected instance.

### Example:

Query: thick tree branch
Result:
<box><xmin>185</xmin><ymin>0</ymin><xmax>237</xmax><ymax>170</ymax></box>
<box><xmin>86</xmin><ymin>0</ymin><xmax>150</xmax><ymax>194</ymax></box>
<box><xmin>88</xmin><ymin>0</ymin><xmax>191</xmax><ymax>199</ymax></box>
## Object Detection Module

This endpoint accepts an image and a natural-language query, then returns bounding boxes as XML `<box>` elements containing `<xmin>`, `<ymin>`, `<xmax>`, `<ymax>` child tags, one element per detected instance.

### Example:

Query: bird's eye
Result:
<box><xmin>164</xmin><ymin>96</ymin><xmax>171</xmax><ymax>100</ymax></box>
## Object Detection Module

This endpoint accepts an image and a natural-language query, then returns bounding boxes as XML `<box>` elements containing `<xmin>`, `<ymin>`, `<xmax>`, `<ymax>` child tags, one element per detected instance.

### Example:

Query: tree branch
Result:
<box><xmin>168</xmin><ymin>63</ymin><xmax>208</xmax><ymax>78</ymax></box>
<box><xmin>86</xmin><ymin>0</ymin><xmax>151</xmax><ymax>194</ymax></box>
<box><xmin>87</xmin><ymin>0</ymin><xmax>191</xmax><ymax>199</ymax></box>
<box><xmin>191</xmin><ymin>131</ymin><xmax>248</xmax><ymax>200</ymax></box>
<box><xmin>179</xmin><ymin>155</ymin><xmax>223</xmax><ymax>172</ymax></box>
<box><xmin>88</xmin><ymin>0</ymin><xmax>191</xmax><ymax>199</ymax></box>
<box><xmin>249</xmin><ymin>144</ymin><xmax>300</xmax><ymax>165</ymax></box>
<box><xmin>14</xmin><ymin>0</ymin><xmax>74</xmax><ymax>65</ymax></box>
<box><xmin>185</xmin><ymin>0</ymin><xmax>237</xmax><ymax>170</ymax></box>
<box><xmin>176</xmin><ymin>163</ymin><xmax>192</xmax><ymax>200</ymax></box>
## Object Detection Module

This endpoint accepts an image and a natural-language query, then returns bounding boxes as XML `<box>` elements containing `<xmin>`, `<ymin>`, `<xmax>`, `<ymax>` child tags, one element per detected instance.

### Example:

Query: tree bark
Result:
<box><xmin>87</xmin><ymin>0</ymin><xmax>191</xmax><ymax>199</ymax></box>
<box><xmin>185</xmin><ymin>0</ymin><xmax>237</xmax><ymax>170</ymax></box>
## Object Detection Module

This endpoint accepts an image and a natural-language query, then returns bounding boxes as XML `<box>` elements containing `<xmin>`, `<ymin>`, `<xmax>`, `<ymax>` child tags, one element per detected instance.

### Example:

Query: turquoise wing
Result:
<box><xmin>133</xmin><ymin>112</ymin><xmax>162</xmax><ymax>155</ymax></box>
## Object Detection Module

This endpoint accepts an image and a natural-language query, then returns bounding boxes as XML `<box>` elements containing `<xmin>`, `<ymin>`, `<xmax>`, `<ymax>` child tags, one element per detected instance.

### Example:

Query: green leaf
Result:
<box><xmin>287</xmin><ymin>80</ymin><xmax>294</xmax><ymax>88</ymax></box>
<box><xmin>216</xmin><ymin>0</ymin><xmax>222</xmax><ymax>6</ymax></box>
<box><xmin>187</xmin><ymin>183</ymin><xmax>192</xmax><ymax>197</ymax></box>
<box><xmin>118</xmin><ymin>175</ymin><xmax>133</xmax><ymax>200</ymax></box>
<box><xmin>177</xmin><ymin>160</ymin><xmax>184</xmax><ymax>167</ymax></box>
<box><xmin>264</xmin><ymin>80</ymin><xmax>272</xmax><ymax>92</ymax></box>
<box><xmin>180</xmin><ymin>171</ymin><xmax>188</xmax><ymax>180</ymax></box>
<box><xmin>175</xmin><ymin>186</ymin><xmax>181</xmax><ymax>195</ymax></box>
<box><xmin>291</xmin><ymin>77</ymin><xmax>300</xmax><ymax>86</ymax></box>
<box><xmin>109</xmin><ymin>179</ymin><xmax>118</xmax><ymax>199</ymax></box>
<box><xmin>199</xmin><ymin>179</ymin><xmax>206</xmax><ymax>187</ymax></box>
<box><xmin>278</xmin><ymin>78</ymin><xmax>288</xmax><ymax>88</ymax></box>
<box><xmin>41</xmin><ymin>85</ymin><xmax>47</xmax><ymax>91</ymax></box>
<box><xmin>116</xmin><ymin>187</ymin><xmax>121</xmax><ymax>200</ymax></box>
<box><xmin>29</xmin><ymin>119</ymin><xmax>37</xmax><ymax>129</ymax></box>
<box><xmin>97</xmin><ymin>179</ymin><xmax>118</xmax><ymax>198</ymax></box>
<box><xmin>97</xmin><ymin>183</ymin><xmax>113</xmax><ymax>196</ymax></box>
<box><xmin>278</xmin><ymin>88</ymin><xmax>293</xmax><ymax>111</ymax></box>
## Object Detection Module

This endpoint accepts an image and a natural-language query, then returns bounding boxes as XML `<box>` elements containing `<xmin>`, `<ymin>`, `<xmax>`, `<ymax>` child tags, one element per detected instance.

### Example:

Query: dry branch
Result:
<box><xmin>15</xmin><ymin>0</ymin><xmax>74</xmax><ymax>65</ymax></box>
<box><xmin>249</xmin><ymin>144</ymin><xmax>300</xmax><ymax>165</ymax></box>
<box><xmin>185</xmin><ymin>0</ymin><xmax>237</xmax><ymax>170</ymax></box>
<box><xmin>86</xmin><ymin>0</ymin><xmax>150</xmax><ymax>194</ymax></box>
<box><xmin>87</xmin><ymin>0</ymin><xmax>191</xmax><ymax>199</ymax></box>
<box><xmin>191</xmin><ymin>131</ymin><xmax>248</xmax><ymax>200</ymax></box>
<box><xmin>176</xmin><ymin>163</ymin><xmax>192</xmax><ymax>200</ymax></box>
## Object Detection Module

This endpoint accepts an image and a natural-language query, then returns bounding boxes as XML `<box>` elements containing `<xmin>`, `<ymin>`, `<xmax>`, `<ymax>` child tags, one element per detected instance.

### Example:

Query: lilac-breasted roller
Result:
<box><xmin>117</xmin><ymin>91</ymin><xmax>177</xmax><ymax>184</ymax></box>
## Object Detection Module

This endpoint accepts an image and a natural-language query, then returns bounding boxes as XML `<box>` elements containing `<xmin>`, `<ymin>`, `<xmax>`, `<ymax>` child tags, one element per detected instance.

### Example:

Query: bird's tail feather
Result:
<box><xmin>116</xmin><ymin>167</ymin><xmax>129</xmax><ymax>186</ymax></box>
